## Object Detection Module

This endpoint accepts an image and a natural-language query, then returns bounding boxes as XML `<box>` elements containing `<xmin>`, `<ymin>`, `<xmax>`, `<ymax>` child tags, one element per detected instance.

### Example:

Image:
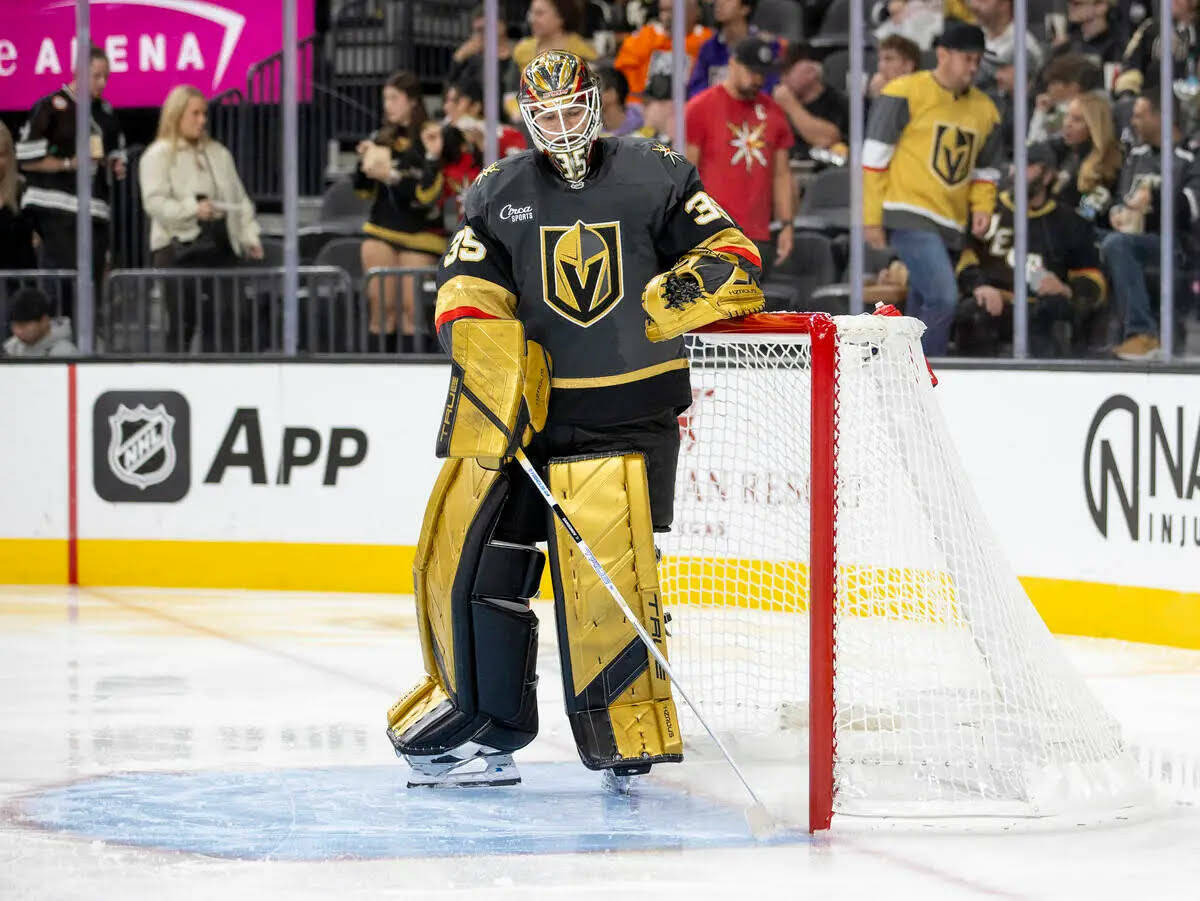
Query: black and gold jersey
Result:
<box><xmin>434</xmin><ymin>136</ymin><xmax>760</xmax><ymax>426</ymax></box>
<box><xmin>16</xmin><ymin>85</ymin><xmax>126</xmax><ymax>220</ymax></box>
<box><xmin>354</xmin><ymin>130</ymin><xmax>446</xmax><ymax>254</ymax></box>
<box><xmin>955</xmin><ymin>192</ymin><xmax>1106</xmax><ymax>306</ymax></box>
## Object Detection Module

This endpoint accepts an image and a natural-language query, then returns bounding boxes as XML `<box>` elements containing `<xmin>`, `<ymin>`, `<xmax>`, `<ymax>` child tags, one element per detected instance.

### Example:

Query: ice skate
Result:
<box><xmin>403</xmin><ymin>741</ymin><xmax>521</xmax><ymax>788</ymax></box>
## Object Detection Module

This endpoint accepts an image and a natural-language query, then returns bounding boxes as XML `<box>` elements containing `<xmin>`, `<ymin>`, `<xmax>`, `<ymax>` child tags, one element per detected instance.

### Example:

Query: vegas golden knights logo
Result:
<box><xmin>539</xmin><ymin>220</ymin><xmax>624</xmax><ymax>326</ymax></box>
<box><xmin>930</xmin><ymin>123</ymin><xmax>977</xmax><ymax>187</ymax></box>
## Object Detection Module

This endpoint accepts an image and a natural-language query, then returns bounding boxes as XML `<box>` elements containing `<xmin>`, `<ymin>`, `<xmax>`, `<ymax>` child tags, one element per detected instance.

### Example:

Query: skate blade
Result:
<box><xmin>601</xmin><ymin>769</ymin><xmax>636</xmax><ymax>796</ymax></box>
<box><xmin>407</xmin><ymin>774</ymin><xmax>521</xmax><ymax>788</ymax></box>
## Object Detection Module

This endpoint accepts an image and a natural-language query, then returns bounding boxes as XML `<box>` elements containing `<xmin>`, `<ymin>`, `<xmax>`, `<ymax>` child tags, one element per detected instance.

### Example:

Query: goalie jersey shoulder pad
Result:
<box><xmin>437</xmin><ymin>137</ymin><xmax>756</xmax><ymax>426</ymax></box>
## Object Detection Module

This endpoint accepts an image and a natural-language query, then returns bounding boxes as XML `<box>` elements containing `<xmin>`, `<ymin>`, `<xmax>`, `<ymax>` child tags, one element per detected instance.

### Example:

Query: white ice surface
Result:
<box><xmin>1</xmin><ymin>585</ymin><xmax>1198</xmax><ymax>901</ymax></box>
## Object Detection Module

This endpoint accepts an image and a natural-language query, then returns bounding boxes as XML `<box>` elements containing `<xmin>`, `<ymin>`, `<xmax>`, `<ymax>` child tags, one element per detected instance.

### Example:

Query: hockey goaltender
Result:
<box><xmin>386</xmin><ymin>50</ymin><xmax>764</xmax><ymax>791</ymax></box>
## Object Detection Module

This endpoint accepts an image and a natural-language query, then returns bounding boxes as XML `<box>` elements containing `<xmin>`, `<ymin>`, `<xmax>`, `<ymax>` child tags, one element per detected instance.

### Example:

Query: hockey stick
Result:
<box><xmin>512</xmin><ymin>448</ymin><xmax>779</xmax><ymax>837</ymax></box>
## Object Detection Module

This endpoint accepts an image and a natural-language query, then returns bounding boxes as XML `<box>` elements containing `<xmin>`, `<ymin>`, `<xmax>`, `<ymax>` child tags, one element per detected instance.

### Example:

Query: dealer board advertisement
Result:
<box><xmin>0</xmin><ymin>362</ymin><xmax>1196</xmax><ymax>640</ymax></box>
<box><xmin>0</xmin><ymin>0</ymin><xmax>315</xmax><ymax>110</ymax></box>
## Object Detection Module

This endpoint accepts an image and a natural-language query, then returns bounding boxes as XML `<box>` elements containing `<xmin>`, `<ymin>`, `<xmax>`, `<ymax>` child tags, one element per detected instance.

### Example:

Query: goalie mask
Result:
<box><xmin>518</xmin><ymin>50</ymin><xmax>602</xmax><ymax>184</ymax></box>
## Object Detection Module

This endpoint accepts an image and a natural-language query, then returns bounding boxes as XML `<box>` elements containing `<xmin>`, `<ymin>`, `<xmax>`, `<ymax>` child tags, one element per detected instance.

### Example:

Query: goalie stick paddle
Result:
<box><xmin>512</xmin><ymin>448</ymin><xmax>780</xmax><ymax>838</ymax></box>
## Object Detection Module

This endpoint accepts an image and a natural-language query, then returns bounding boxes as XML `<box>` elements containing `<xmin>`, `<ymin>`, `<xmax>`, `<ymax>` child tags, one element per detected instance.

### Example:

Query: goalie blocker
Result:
<box><xmin>388</xmin><ymin>319</ymin><xmax>683</xmax><ymax>784</ymax></box>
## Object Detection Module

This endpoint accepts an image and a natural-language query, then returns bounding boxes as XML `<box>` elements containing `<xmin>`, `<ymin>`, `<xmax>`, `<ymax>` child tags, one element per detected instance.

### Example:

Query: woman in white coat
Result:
<box><xmin>140</xmin><ymin>85</ymin><xmax>263</xmax><ymax>351</ymax></box>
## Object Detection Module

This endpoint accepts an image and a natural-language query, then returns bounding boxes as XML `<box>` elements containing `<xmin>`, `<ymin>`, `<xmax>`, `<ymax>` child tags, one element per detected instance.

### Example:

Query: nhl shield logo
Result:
<box><xmin>930</xmin><ymin>123</ymin><xmax>977</xmax><ymax>187</ymax></box>
<box><xmin>540</xmin><ymin>219</ymin><xmax>624</xmax><ymax>327</ymax></box>
<box><xmin>107</xmin><ymin>404</ymin><xmax>178</xmax><ymax>489</ymax></box>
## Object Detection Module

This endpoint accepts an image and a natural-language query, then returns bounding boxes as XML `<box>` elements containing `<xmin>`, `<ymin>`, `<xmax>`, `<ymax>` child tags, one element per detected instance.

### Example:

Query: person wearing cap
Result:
<box><xmin>863</xmin><ymin>22</ymin><xmax>1002</xmax><ymax>356</ymax></box>
<box><xmin>954</xmin><ymin>141</ymin><xmax>1107</xmax><ymax>356</ymax></box>
<box><xmin>614</xmin><ymin>0</ymin><xmax>712</xmax><ymax>104</ymax></box>
<box><xmin>3</xmin><ymin>287</ymin><xmax>77</xmax><ymax>357</ymax></box>
<box><xmin>686</xmin><ymin>35</ymin><xmax>795</xmax><ymax>278</ymax></box>
<box><xmin>687</xmin><ymin>0</ymin><xmax>783</xmax><ymax>99</ymax></box>
<box><xmin>772</xmin><ymin>42</ymin><xmax>850</xmax><ymax>162</ymax></box>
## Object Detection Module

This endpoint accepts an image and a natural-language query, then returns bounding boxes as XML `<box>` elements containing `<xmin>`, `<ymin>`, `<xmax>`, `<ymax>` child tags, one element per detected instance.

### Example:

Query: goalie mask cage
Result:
<box><xmin>661</xmin><ymin>313</ymin><xmax>1147</xmax><ymax>832</ymax></box>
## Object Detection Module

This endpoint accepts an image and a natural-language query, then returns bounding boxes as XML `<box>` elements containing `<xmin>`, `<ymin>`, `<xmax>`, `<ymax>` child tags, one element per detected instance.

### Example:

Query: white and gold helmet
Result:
<box><xmin>518</xmin><ymin>50</ymin><xmax>602</xmax><ymax>183</ymax></box>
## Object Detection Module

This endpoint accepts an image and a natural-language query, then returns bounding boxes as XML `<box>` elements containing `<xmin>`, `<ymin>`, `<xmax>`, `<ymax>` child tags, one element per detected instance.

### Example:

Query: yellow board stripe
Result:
<box><xmin>2</xmin><ymin>538</ymin><xmax>1198</xmax><ymax>650</ymax></box>
<box><xmin>551</xmin><ymin>357</ymin><xmax>688</xmax><ymax>390</ymax></box>
<box><xmin>0</xmin><ymin>539</ymin><xmax>68</xmax><ymax>584</ymax></box>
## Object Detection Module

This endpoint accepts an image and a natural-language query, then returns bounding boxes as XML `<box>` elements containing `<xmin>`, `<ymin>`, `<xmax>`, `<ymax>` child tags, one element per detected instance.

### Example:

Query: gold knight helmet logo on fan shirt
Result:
<box><xmin>539</xmin><ymin>219</ymin><xmax>625</xmax><ymax>326</ymax></box>
<box><xmin>930</xmin><ymin>123</ymin><xmax>978</xmax><ymax>187</ymax></box>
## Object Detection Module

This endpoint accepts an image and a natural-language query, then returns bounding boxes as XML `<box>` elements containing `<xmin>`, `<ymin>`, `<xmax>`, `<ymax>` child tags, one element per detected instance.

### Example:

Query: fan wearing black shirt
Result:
<box><xmin>771</xmin><ymin>43</ymin><xmax>850</xmax><ymax>162</ymax></box>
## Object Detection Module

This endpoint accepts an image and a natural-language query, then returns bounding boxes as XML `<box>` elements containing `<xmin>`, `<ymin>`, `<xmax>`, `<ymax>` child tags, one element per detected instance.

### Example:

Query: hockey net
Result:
<box><xmin>659</xmin><ymin>312</ymin><xmax>1147</xmax><ymax>830</ymax></box>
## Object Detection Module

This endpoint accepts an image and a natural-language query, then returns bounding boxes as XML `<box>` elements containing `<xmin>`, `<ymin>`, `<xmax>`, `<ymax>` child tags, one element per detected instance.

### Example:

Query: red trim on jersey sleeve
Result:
<box><xmin>434</xmin><ymin>306</ymin><xmax>501</xmax><ymax>331</ymax></box>
<box><xmin>864</xmin><ymin>165</ymin><xmax>888</xmax><ymax>173</ymax></box>
<box><xmin>714</xmin><ymin>244</ymin><xmax>762</xmax><ymax>268</ymax></box>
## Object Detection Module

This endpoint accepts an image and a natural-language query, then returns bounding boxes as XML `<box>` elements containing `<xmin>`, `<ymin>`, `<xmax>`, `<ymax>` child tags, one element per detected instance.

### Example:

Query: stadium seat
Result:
<box><xmin>763</xmin><ymin>231</ymin><xmax>838</xmax><ymax>311</ymax></box>
<box><xmin>796</xmin><ymin>167</ymin><xmax>851</xmax><ymax>233</ymax></box>
<box><xmin>821</xmin><ymin>48</ymin><xmax>877</xmax><ymax>96</ymax></box>
<box><xmin>752</xmin><ymin>0</ymin><xmax>806</xmax><ymax>45</ymax></box>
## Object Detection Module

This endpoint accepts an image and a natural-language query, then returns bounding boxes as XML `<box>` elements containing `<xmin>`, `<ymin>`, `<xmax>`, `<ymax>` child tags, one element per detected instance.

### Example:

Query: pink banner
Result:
<box><xmin>0</xmin><ymin>0</ymin><xmax>315</xmax><ymax>110</ymax></box>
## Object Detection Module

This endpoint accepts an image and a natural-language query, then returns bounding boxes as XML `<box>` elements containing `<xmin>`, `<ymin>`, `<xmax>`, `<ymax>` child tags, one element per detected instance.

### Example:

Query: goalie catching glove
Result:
<box><xmin>436</xmin><ymin>318</ymin><xmax>551</xmax><ymax>469</ymax></box>
<box><xmin>641</xmin><ymin>248</ymin><xmax>765</xmax><ymax>342</ymax></box>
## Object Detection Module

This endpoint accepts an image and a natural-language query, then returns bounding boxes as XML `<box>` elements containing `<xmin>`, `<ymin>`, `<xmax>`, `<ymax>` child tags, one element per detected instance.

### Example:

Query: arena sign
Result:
<box><xmin>0</xmin><ymin>0</ymin><xmax>314</xmax><ymax>110</ymax></box>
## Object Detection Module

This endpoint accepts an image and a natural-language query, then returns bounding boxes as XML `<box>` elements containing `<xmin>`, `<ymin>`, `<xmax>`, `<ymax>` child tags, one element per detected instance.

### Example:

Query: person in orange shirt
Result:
<box><xmin>614</xmin><ymin>0</ymin><xmax>711</xmax><ymax>103</ymax></box>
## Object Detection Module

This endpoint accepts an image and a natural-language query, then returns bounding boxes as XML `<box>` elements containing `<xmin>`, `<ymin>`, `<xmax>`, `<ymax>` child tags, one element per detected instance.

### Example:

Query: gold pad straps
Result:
<box><xmin>547</xmin><ymin>452</ymin><xmax>682</xmax><ymax>770</ymax></box>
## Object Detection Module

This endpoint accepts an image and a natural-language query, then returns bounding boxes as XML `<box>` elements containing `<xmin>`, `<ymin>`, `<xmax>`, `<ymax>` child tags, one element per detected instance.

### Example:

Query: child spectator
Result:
<box><xmin>614</xmin><ymin>0</ymin><xmax>711</xmax><ymax>104</ymax></box>
<box><xmin>3</xmin><ymin>288</ymin><xmax>76</xmax><ymax>357</ymax></box>
<box><xmin>597</xmin><ymin>66</ymin><xmax>643</xmax><ymax>135</ymax></box>
<box><xmin>0</xmin><ymin>123</ymin><xmax>37</xmax><ymax>272</ymax></box>
<box><xmin>356</xmin><ymin>72</ymin><xmax>448</xmax><ymax>353</ymax></box>
<box><xmin>870</xmin><ymin>34</ymin><xmax>923</xmax><ymax>102</ymax></box>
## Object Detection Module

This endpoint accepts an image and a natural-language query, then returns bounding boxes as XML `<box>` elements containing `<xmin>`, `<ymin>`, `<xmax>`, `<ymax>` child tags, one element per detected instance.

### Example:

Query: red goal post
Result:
<box><xmin>669</xmin><ymin>312</ymin><xmax>1148</xmax><ymax>831</ymax></box>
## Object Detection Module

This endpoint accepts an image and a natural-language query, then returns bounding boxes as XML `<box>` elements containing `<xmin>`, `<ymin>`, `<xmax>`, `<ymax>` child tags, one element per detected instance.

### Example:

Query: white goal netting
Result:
<box><xmin>659</xmin><ymin>313</ymin><xmax>1148</xmax><ymax>820</ymax></box>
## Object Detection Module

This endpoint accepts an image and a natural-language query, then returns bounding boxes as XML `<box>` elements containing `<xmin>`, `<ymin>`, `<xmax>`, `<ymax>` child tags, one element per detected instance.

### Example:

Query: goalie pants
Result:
<box><xmin>493</xmin><ymin>409</ymin><xmax>682</xmax><ymax>543</ymax></box>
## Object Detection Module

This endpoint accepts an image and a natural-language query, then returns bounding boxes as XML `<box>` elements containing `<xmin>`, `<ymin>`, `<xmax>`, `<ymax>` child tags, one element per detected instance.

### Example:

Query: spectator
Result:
<box><xmin>356</xmin><ymin>71</ymin><xmax>448</xmax><ymax>354</ymax></box>
<box><xmin>863</xmin><ymin>22</ymin><xmax>1002</xmax><ymax>356</ymax></box>
<box><xmin>16</xmin><ymin>45</ymin><xmax>126</xmax><ymax>303</ymax></box>
<box><xmin>686</xmin><ymin>37</ymin><xmax>795</xmax><ymax>280</ymax></box>
<box><xmin>1049</xmin><ymin>0</ymin><xmax>1128</xmax><ymax>68</ymax></box>
<box><xmin>441</xmin><ymin>79</ymin><xmax>528</xmax><ymax>219</ymax></box>
<box><xmin>1116</xmin><ymin>0</ymin><xmax>1198</xmax><ymax>96</ymax></box>
<box><xmin>1029</xmin><ymin>54</ymin><xmax>1104</xmax><ymax>142</ymax></box>
<box><xmin>597</xmin><ymin>66</ymin><xmax>643</xmax><ymax>135</ymax></box>
<box><xmin>687</xmin><ymin>0</ymin><xmax>783</xmax><ymax>99</ymax></box>
<box><xmin>954</xmin><ymin>142</ymin><xmax>1107</xmax><ymax>356</ymax></box>
<box><xmin>448</xmin><ymin>5</ymin><xmax>517</xmax><ymax>99</ymax></box>
<box><xmin>969</xmin><ymin>0</ymin><xmax>1045</xmax><ymax>97</ymax></box>
<box><xmin>869</xmin><ymin>34</ymin><xmax>923</xmax><ymax>102</ymax></box>
<box><xmin>614</xmin><ymin>0</ymin><xmax>712</xmax><ymax>103</ymax></box>
<box><xmin>506</xmin><ymin>0</ymin><xmax>598</xmax><ymax>121</ymax></box>
<box><xmin>0</xmin><ymin>123</ymin><xmax>37</xmax><ymax>271</ymax></box>
<box><xmin>874</xmin><ymin>0</ymin><xmax>946</xmax><ymax>50</ymax></box>
<box><xmin>637</xmin><ymin>73</ymin><xmax>679</xmax><ymax>142</ymax></box>
<box><xmin>773</xmin><ymin>43</ymin><xmax>850</xmax><ymax>161</ymax></box>
<box><xmin>1053</xmin><ymin>92</ymin><xmax>1123</xmax><ymax>222</ymax></box>
<box><xmin>3</xmin><ymin>288</ymin><xmax>76</xmax><ymax>357</ymax></box>
<box><xmin>443</xmin><ymin>79</ymin><xmax>527</xmax><ymax>159</ymax></box>
<box><xmin>140</xmin><ymin>85</ymin><xmax>263</xmax><ymax>353</ymax></box>
<box><xmin>1103</xmin><ymin>90</ymin><xmax>1200</xmax><ymax>360</ymax></box>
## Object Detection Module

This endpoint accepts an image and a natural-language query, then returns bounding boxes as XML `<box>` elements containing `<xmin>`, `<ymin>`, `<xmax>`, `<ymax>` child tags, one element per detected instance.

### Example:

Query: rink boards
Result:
<box><xmin>0</xmin><ymin>360</ymin><xmax>1197</xmax><ymax>648</ymax></box>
